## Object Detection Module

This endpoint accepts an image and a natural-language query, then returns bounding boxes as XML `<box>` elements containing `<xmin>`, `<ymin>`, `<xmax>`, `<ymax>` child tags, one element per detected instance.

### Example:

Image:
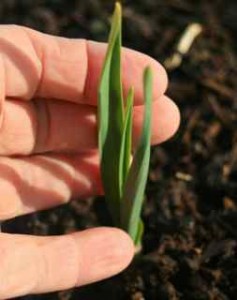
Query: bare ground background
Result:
<box><xmin>0</xmin><ymin>0</ymin><xmax>237</xmax><ymax>299</ymax></box>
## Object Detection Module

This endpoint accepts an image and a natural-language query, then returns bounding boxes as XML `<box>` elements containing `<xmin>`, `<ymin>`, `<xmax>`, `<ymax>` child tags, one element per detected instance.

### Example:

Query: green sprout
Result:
<box><xmin>98</xmin><ymin>2</ymin><xmax>152</xmax><ymax>247</ymax></box>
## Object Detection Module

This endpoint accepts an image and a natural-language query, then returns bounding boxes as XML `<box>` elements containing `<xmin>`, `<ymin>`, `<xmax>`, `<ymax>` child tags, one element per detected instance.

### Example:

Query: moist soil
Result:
<box><xmin>0</xmin><ymin>1</ymin><xmax>237</xmax><ymax>299</ymax></box>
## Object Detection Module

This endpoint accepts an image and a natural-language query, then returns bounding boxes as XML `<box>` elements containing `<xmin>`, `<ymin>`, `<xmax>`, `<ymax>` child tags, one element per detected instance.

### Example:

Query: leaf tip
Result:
<box><xmin>144</xmin><ymin>66</ymin><xmax>153</xmax><ymax>81</ymax></box>
<box><xmin>115</xmin><ymin>2</ymin><xmax>122</xmax><ymax>17</ymax></box>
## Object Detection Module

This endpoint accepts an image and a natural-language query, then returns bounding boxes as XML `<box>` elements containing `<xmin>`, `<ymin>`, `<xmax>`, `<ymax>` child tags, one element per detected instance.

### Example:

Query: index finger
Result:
<box><xmin>0</xmin><ymin>25</ymin><xmax>168</xmax><ymax>105</ymax></box>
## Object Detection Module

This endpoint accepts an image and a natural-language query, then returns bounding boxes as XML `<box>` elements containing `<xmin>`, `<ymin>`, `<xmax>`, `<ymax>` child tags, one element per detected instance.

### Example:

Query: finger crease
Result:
<box><xmin>82</xmin><ymin>41</ymin><xmax>91</xmax><ymax>104</ymax></box>
<box><xmin>32</xmin><ymin>100</ymin><xmax>51</xmax><ymax>153</ymax></box>
<box><xmin>21</xmin><ymin>27</ymin><xmax>44</xmax><ymax>98</ymax></box>
<box><xmin>70</xmin><ymin>234</ymin><xmax>82</xmax><ymax>288</ymax></box>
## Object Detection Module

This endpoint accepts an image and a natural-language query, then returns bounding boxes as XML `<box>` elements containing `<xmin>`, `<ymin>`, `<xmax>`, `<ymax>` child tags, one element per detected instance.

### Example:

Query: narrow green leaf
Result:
<box><xmin>121</xmin><ymin>67</ymin><xmax>153</xmax><ymax>244</ymax></box>
<box><xmin>119</xmin><ymin>88</ymin><xmax>134</xmax><ymax>194</ymax></box>
<box><xmin>134</xmin><ymin>220</ymin><xmax>144</xmax><ymax>249</ymax></box>
<box><xmin>98</xmin><ymin>3</ymin><xmax>153</xmax><ymax>246</ymax></box>
<box><xmin>98</xmin><ymin>3</ymin><xmax>123</xmax><ymax>225</ymax></box>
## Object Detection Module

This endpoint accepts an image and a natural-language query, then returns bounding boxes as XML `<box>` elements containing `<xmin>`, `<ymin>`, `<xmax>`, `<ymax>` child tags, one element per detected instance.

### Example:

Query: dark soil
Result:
<box><xmin>1</xmin><ymin>0</ymin><xmax>237</xmax><ymax>299</ymax></box>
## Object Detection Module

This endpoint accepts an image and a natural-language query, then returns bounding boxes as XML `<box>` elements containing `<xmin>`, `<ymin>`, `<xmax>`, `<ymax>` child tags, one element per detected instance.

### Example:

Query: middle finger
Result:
<box><xmin>0</xmin><ymin>95</ymin><xmax>179</xmax><ymax>156</ymax></box>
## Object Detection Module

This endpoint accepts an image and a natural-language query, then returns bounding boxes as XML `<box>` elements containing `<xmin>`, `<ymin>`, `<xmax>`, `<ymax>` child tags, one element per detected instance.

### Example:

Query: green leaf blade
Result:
<box><xmin>121</xmin><ymin>67</ymin><xmax>153</xmax><ymax>244</ymax></box>
<box><xmin>119</xmin><ymin>87</ymin><xmax>134</xmax><ymax>195</ymax></box>
<box><xmin>98</xmin><ymin>2</ymin><xmax>124</xmax><ymax>226</ymax></box>
<box><xmin>98</xmin><ymin>3</ymin><xmax>153</xmax><ymax>246</ymax></box>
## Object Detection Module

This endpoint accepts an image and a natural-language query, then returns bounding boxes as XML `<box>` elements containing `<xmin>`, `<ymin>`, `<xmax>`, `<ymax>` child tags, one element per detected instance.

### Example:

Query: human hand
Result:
<box><xmin>0</xmin><ymin>25</ymin><xmax>180</xmax><ymax>299</ymax></box>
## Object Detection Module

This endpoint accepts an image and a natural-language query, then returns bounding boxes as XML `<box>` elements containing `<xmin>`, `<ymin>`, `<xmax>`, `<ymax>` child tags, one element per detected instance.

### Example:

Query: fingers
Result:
<box><xmin>0</xmin><ymin>153</ymin><xmax>102</xmax><ymax>220</ymax></box>
<box><xmin>0</xmin><ymin>96</ymin><xmax>180</xmax><ymax>220</ymax></box>
<box><xmin>0</xmin><ymin>95</ymin><xmax>179</xmax><ymax>155</ymax></box>
<box><xmin>0</xmin><ymin>25</ymin><xmax>167</xmax><ymax>105</ymax></box>
<box><xmin>0</xmin><ymin>228</ymin><xmax>134</xmax><ymax>299</ymax></box>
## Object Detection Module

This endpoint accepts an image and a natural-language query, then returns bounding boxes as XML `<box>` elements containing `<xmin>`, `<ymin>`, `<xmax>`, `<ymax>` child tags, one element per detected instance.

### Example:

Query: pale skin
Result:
<box><xmin>0</xmin><ymin>25</ymin><xmax>180</xmax><ymax>299</ymax></box>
